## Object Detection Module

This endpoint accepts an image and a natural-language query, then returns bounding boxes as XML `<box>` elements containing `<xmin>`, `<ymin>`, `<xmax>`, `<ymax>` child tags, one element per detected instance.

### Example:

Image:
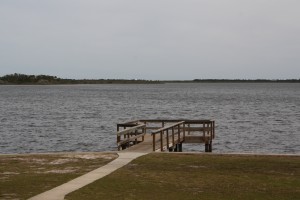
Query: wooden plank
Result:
<box><xmin>117</xmin><ymin>124</ymin><xmax>145</xmax><ymax>136</ymax></box>
<box><xmin>166</xmin><ymin>129</ymin><xmax>169</xmax><ymax>149</ymax></box>
<box><xmin>160</xmin><ymin>131</ymin><xmax>163</xmax><ymax>151</ymax></box>
<box><xmin>117</xmin><ymin>120</ymin><xmax>140</xmax><ymax>125</ymax></box>
<box><xmin>117</xmin><ymin>133</ymin><xmax>146</xmax><ymax>146</ymax></box>
<box><xmin>183</xmin><ymin>123</ymin><xmax>185</xmax><ymax>138</ymax></box>
<box><xmin>152</xmin><ymin>121</ymin><xmax>185</xmax><ymax>134</ymax></box>
<box><xmin>123</xmin><ymin>133</ymin><xmax>185</xmax><ymax>152</ymax></box>
<box><xmin>184</xmin><ymin>127</ymin><xmax>212</xmax><ymax>132</ymax></box>
<box><xmin>144</xmin><ymin>126</ymin><xmax>162</xmax><ymax>130</ymax></box>
<box><xmin>172</xmin><ymin>127</ymin><xmax>175</xmax><ymax>148</ymax></box>
<box><xmin>122</xmin><ymin>134</ymin><xmax>153</xmax><ymax>152</ymax></box>
<box><xmin>178</xmin><ymin>125</ymin><xmax>181</xmax><ymax>142</ymax></box>
<box><xmin>145</xmin><ymin>126</ymin><xmax>213</xmax><ymax>132</ymax></box>
<box><xmin>117</xmin><ymin>124</ymin><xmax>138</xmax><ymax>128</ymax></box>
<box><xmin>153</xmin><ymin>133</ymin><xmax>156</xmax><ymax>151</ymax></box>
<box><xmin>184</xmin><ymin>136</ymin><xmax>210</xmax><ymax>143</ymax></box>
<box><xmin>184</xmin><ymin>120</ymin><xmax>213</xmax><ymax>124</ymax></box>
<box><xmin>138</xmin><ymin>119</ymin><xmax>213</xmax><ymax>123</ymax></box>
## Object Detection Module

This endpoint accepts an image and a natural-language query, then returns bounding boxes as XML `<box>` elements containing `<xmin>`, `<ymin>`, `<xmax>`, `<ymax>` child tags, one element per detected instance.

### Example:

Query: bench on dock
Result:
<box><xmin>116</xmin><ymin>119</ymin><xmax>215</xmax><ymax>152</ymax></box>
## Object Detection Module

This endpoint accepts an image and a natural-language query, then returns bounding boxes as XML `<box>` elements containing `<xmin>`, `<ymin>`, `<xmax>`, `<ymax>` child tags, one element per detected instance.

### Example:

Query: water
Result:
<box><xmin>0</xmin><ymin>83</ymin><xmax>299</xmax><ymax>154</ymax></box>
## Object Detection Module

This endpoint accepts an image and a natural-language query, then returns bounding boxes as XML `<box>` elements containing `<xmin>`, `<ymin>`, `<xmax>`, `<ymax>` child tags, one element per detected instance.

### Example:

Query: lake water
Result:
<box><xmin>0</xmin><ymin>83</ymin><xmax>299</xmax><ymax>154</ymax></box>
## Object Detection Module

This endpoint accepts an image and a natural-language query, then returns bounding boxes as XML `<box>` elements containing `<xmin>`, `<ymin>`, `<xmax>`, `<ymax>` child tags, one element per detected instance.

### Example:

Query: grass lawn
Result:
<box><xmin>0</xmin><ymin>152</ymin><xmax>118</xmax><ymax>200</ymax></box>
<box><xmin>66</xmin><ymin>153</ymin><xmax>300</xmax><ymax>200</ymax></box>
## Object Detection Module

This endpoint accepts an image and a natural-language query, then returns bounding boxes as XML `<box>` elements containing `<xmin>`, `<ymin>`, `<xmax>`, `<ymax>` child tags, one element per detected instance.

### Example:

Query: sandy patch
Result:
<box><xmin>45</xmin><ymin>168</ymin><xmax>78</xmax><ymax>174</ymax></box>
<box><xmin>1</xmin><ymin>193</ymin><xmax>19</xmax><ymax>200</ymax></box>
<box><xmin>188</xmin><ymin>165</ymin><xmax>207</xmax><ymax>169</ymax></box>
<box><xmin>0</xmin><ymin>172</ymin><xmax>20</xmax><ymax>181</ymax></box>
<box><xmin>49</xmin><ymin>158</ymin><xmax>77</xmax><ymax>165</ymax></box>
<box><xmin>1</xmin><ymin>172</ymin><xmax>20</xmax><ymax>175</ymax></box>
<box><xmin>65</xmin><ymin>153</ymin><xmax>117</xmax><ymax>160</ymax></box>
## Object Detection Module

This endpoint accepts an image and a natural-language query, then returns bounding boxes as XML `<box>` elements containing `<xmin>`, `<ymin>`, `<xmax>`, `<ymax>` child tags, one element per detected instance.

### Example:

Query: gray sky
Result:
<box><xmin>0</xmin><ymin>0</ymin><xmax>299</xmax><ymax>80</ymax></box>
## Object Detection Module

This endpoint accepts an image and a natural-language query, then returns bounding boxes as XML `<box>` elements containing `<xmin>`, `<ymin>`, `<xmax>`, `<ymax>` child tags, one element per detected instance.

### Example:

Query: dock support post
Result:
<box><xmin>205</xmin><ymin>142</ymin><xmax>209</xmax><ymax>152</ymax></box>
<box><xmin>160</xmin><ymin>131</ymin><xmax>163</xmax><ymax>151</ymax></box>
<box><xmin>166</xmin><ymin>129</ymin><xmax>169</xmax><ymax>150</ymax></box>
<box><xmin>205</xmin><ymin>141</ymin><xmax>212</xmax><ymax>152</ymax></box>
<box><xmin>173</xmin><ymin>143</ymin><xmax>182</xmax><ymax>152</ymax></box>
<box><xmin>153</xmin><ymin>134</ymin><xmax>156</xmax><ymax>151</ymax></box>
<box><xmin>178</xmin><ymin>143</ymin><xmax>182</xmax><ymax>152</ymax></box>
<box><xmin>209</xmin><ymin>141</ymin><xmax>212</xmax><ymax>152</ymax></box>
<box><xmin>117</xmin><ymin>126</ymin><xmax>120</xmax><ymax>151</ymax></box>
<box><xmin>172</xmin><ymin>127</ymin><xmax>175</xmax><ymax>150</ymax></box>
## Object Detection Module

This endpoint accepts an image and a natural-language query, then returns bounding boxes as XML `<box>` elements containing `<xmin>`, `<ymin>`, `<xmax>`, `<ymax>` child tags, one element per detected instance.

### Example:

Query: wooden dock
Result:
<box><xmin>117</xmin><ymin>119</ymin><xmax>215</xmax><ymax>152</ymax></box>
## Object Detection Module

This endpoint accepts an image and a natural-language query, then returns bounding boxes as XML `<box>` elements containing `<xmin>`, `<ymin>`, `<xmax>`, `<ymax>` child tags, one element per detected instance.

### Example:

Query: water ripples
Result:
<box><xmin>0</xmin><ymin>83</ymin><xmax>299</xmax><ymax>154</ymax></box>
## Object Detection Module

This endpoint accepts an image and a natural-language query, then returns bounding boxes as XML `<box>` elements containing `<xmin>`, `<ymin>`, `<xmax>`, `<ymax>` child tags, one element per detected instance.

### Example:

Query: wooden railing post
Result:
<box><xmin>117</xmin><ymin>135</ymin><xmax>121</xmax><ymax>151</ymax></box>
<box><xmin>142</xmin><ymin>127</ymin><xmax>145</xmax><ymax>142</ymax></box>
<box><xmin>178</xmin><ymin>125</ymin><xmax>180</xmax><ymax>142</ymax></box>
<box><xmin>172</xmin><ymin>127</ymin><xmax>175</xmax><ymax>148</ymax></box>
<box><xmin>213</xmin><ymin>121</ymin><xmax>215</xmax><ymax>139</ymax></box>
<box><xmin>117</xmin><ymin>125</ymin><xmax>120</xmax><ymax>151</ymax></box>
<box><xmin>183</xmin><ymin>123</ymin><xmax>186</xmax><ymax>140</ymax></box>
<box><xmin>124</xmin><ymin>127</ymin><xmax>127</xmax><ymax>139</ymax></box>
<box><xmin>144</xmin><ymin>121</ymin><xmax>147</xmax><ymax>136</ymax></box>
<box><xmin>160</xmin><ymin>131</ymin><xmax>163</xmax><ymax>151</ymax></box>
<box><xmin>166</xmin><ymin>129</ymin><xmax>169</xmax><ymax>149</ymax></box>
<box><xmin>153</xmin><ymin>133</ymin><xmax>156</xmax><ymax>151</ymax></box>
<box><xmin>202</xmin><ymin>122</ymin><xmax>205</xmax><ymax>139</ymax></box>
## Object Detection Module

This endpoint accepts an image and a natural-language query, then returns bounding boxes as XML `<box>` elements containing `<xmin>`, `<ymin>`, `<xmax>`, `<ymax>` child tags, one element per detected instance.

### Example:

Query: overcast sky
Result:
<box><xmin>0</xmin><ymin>0</ymin><xmax>299</xmax><ymax>80</ymax></box>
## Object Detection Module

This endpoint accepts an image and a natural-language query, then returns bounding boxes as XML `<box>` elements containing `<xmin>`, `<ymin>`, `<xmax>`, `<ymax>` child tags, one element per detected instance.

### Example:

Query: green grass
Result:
<box><xmin>66</xmin><ymin>153</ymin><xmax>300</xmax><ymax>200</ymax></box>
<box><xmin>0</xmin><ymin>152</ymin><xmax>117</xmax><ymax>200</ymax></box>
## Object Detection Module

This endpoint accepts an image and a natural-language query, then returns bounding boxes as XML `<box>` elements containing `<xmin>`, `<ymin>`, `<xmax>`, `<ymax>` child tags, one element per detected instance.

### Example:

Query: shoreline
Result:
<box><xmin>1</xmin><ymin>81</ymin><xmax>300</xmax><ymax>85</ymax></box>
<box><xmin>1</xmin><ymin>73</ymin><xmax>300</xmax><ymax>85</ymax></box>
<box><xmin>1</xmin><ymin>151</ymin><xmax>299</xmax><ymax>157</ymax></box>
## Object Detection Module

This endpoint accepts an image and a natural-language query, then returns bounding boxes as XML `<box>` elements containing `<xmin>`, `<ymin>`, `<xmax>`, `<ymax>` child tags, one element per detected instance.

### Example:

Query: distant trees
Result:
<box><xmin>1</xmin><ymin>73</ymin><xmax>298</xmax><ymax>85</ymax></box>
<box><xmin>0</xmin><ymin>73</ymin><xmax>161</xmax><ymax>84</ymax></box>
<box><xmin>192</xmin><ymin>79</ymin><xmax>300</xmax><ymax>83</ymax></box>
<box><xmin>0</xmin><ymin>73</ymin><xmax>60</xmax><ymax>84</ymax></box>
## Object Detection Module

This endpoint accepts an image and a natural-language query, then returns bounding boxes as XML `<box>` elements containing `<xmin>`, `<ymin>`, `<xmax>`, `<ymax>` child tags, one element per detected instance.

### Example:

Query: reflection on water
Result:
<box><xmin>0</xmin><ymin>83</ymin><xmax>299</xmax><ymax>154</ymax></box>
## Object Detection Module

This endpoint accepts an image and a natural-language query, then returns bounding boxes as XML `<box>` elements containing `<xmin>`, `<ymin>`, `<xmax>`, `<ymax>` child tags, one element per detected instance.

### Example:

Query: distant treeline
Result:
<box><xmin>0</xmin><ymin>73</ymin><xmax>299</xmax><ymax>85</ymax></box>
<box><xmin>191</xmin><ymin>79</ymin><xmax>300</xmax><ymax>83</ymax></box>
<box><xmin>0</xmin><ymin>73</ymin><xmax>161</xmax><ymax>85</ymax></box>
<box><xmin>164</xmin><ymin>79</ymin><xmax>300</xmax><ymax>83</ymax></box>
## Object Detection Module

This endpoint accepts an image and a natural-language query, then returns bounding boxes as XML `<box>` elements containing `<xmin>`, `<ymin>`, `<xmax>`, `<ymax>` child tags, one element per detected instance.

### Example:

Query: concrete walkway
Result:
<box><xmin>28</xmin><ymin>152</ymin><xmax>148</xmax><ymax>200</ymax></box>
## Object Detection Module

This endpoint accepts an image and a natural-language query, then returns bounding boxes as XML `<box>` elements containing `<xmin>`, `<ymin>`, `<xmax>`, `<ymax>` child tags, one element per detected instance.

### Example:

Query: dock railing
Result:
<box><xmin>151</xmin><ymin>121</ymin><xmax>185</xmax><ymax>151</ymax></box>
<box><xmin>183</xmin><ymin>120</ymin><xmax>215</xmax><ymax>152</ymax></box>
<box><xmin>116</xmin><ymin>123</ymin><xmax>146</xmax><ymax>150</ymax></box>
<box><xmin>117</xmin><ymin>119</ymin><xmax>215</xmax><ymax>152</ymax></box>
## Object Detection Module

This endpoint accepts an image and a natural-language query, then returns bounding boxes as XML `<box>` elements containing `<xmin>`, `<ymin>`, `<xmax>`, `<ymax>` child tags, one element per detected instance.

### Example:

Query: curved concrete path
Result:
<box><xmin>28</xmin><ymin>152</ymin><xmax>148</xmax><ymax>200</ymax></box>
